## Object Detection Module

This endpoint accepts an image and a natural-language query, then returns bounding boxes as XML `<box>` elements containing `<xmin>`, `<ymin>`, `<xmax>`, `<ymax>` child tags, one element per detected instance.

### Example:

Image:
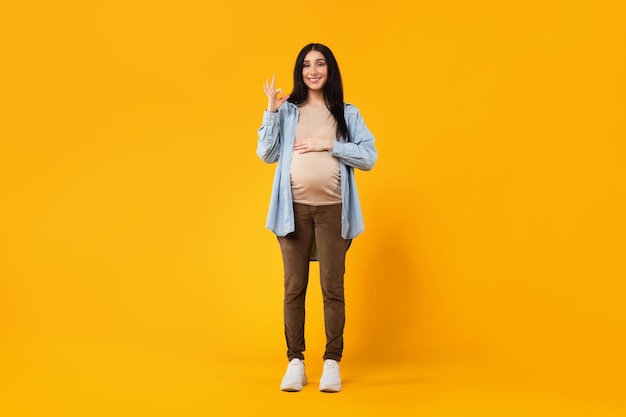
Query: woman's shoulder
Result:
<box><xmin>279</xmin><ymin>101</ymin><xmax>299</xmax><ymax>114</ymax></box>
<box><xmin>343</xmin><ymin>103</ymin><xmax>363</xmax><ymax>119</ymax></box>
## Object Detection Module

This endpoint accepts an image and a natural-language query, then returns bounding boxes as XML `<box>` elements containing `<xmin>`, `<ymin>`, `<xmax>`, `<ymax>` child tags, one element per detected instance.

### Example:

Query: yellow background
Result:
<box><xmin>1</xmin><ymin>1</ymin><xmax>625</xmax><ymax>415</ymax></box>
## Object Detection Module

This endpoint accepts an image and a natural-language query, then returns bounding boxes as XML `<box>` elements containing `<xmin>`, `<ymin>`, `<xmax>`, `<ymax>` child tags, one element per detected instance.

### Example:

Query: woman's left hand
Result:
<box><xmin>293</xmin><ymin>136</ymin><xmax>333</xmax><ymax>153</ymax></box>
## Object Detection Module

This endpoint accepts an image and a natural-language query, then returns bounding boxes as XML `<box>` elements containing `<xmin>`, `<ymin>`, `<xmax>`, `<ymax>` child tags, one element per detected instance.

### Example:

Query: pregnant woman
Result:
<box><xmin>257</xmin><ymin>43</ymin><xmax>377</xmax><ymax>393</ymax></box>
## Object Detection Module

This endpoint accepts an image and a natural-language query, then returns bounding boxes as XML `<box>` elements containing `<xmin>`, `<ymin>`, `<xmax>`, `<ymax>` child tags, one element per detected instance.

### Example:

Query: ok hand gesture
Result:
<box><xmin>264</xmin><ymin>74</ymin><xmax>289</xmax><ymax>113</ymax></box>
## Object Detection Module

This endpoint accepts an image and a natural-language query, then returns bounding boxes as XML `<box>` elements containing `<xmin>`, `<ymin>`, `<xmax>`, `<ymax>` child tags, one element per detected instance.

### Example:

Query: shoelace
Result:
<box><xmin>324</xmin><ymin>361</ymin><xmax>339</xmax><ymax>376</ymax></box>
<box><xmin>287</xmin><ymin>361</ymin><xmax>304</xmax><ymax>375</ymax></box>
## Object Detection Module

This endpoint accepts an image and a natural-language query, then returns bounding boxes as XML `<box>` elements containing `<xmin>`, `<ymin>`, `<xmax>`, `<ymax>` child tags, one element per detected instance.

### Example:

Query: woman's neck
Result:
<box><xmin>305</xmin><ymin>90</ymin><xmax>325</xmax><ymax>107</ymax></box>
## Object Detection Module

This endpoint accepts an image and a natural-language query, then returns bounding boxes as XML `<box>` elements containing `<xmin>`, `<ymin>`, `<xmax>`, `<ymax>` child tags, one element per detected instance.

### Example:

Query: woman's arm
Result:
<box><xmin>257</xmin><ymin>110</ymin><xmax>281</xmax><ymax>163</ymax></box>
<box><xmin>329</xmin><ymin>106</ymin><xmax>377</xmax><ymax>171</ymax></box>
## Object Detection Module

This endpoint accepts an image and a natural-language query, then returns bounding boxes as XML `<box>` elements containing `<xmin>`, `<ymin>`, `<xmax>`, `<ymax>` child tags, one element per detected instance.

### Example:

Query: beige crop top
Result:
<box><xmin>290</xmin><ymin>103</ymin><xmax>341</xmax><ymax>206</ymax></box>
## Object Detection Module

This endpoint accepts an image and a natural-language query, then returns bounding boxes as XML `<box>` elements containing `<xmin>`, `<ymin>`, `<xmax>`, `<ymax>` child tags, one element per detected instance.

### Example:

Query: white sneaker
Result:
<box><xmin>319</xmin><ymin>359</ymin><xmax>342</xmax><ymax>392</ymax></box>
<box><xmin>280</xmin><ymin>358</ymin><xmax>307</xmax><ymax>392</ymax></box>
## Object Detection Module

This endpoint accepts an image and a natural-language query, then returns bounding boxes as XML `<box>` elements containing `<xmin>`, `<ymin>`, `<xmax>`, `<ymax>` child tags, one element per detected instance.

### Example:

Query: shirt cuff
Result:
<box><xmin>330</xmin><ymin>141</ymin><xmax>344</xmax><ymax>156</ymax></box>
<box><xmin>263</xmin><ymin>110</ymin><xmax>277</xmax><ymax>125</ymax></box>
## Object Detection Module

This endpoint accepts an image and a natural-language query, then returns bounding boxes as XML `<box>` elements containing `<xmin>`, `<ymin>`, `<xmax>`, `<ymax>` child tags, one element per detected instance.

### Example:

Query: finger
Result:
<box><xmin>271</xmin><ymin>74</ymin><xmax>276</xmax><ymax>90</ymax></box>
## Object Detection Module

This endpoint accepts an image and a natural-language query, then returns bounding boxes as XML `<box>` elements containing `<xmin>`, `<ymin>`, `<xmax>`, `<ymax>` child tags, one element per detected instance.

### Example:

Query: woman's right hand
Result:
<box><xmin>264</xmin><ymin>74</ymin><xmax>289</xmax><ymax>112</ymax></box>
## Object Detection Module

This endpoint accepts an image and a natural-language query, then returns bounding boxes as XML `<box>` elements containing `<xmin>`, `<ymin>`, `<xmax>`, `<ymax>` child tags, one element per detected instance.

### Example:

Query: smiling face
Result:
<box><xmin>302</xmin><ymin>50</ymin><xmax>328</xmax><ymax>92</ymax></box>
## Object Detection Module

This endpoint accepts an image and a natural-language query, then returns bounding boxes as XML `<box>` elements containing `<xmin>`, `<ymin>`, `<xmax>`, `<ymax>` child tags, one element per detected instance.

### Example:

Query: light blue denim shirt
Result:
<box><xmin>257</xmin><ymin>101</ymin><xmax>377</xmax><ymax>239</ymax></box>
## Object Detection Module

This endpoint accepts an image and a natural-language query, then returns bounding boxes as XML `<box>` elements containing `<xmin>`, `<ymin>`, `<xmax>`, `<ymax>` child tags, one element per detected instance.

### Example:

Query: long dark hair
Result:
<box><xmin>288</xmin><ymin>43</ymin><xmax>349</xmax><ymax>140</ymax></box>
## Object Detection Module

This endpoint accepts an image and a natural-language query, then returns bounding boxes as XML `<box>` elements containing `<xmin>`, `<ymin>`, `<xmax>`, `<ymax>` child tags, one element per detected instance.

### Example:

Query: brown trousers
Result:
<box><xmin>278</xmin><ymin>203</ymin><xmax>351</xmax><ymax>362</ymax></box>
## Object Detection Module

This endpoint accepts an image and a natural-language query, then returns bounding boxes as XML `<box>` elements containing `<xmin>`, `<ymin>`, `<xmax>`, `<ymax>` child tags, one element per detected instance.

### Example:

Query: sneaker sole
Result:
<box><xmin>319</xmin><ymin>383</ymin><xmax>341</xmax><ymax>393</ymax></box>
<box><xmin>280</xmin><ymin>376</ymin><xmax>307</xmax><ymax>392</ymax></box>
<box><xmin>281</xmin><ymin>387</ymin><xmax>303</xmax><ymax>392</ymax></box>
